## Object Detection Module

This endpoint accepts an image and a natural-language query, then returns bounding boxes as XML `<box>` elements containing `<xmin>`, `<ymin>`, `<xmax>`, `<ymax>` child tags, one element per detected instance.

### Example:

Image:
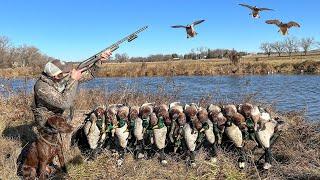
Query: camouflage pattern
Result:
<box><xmin>32</xmin><ymin>62</ymin><xmax>102</xmax><ymax>131</ymax></box>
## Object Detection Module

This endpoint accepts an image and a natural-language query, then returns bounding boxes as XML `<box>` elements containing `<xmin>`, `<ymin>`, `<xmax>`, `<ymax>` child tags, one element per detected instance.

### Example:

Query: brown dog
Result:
<box><xmin>22</xmin><ymin>116</ymin><xmax>73</xmax><ymax>180</ymax></box>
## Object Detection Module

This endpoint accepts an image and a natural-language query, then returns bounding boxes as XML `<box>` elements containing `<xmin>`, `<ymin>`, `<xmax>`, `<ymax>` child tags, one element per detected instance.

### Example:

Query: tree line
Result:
<box><xmin>0</xmin><ymin>36</ymin><xmax>54</xmax><ymax>68</ymax></box>
<box><xmin>3</xmin><ymin>35</ymin><xmax>319</xmax><ymax>69</ymax></box>
<box><xmin>260</xmin><ymin>37</ymin><xmax>319</xmax><ymax>57</ymax></box>
<box><xmin>113</xmin><ymin>47</ymin><xmax>248</xmax><ymax>63</ymax></box>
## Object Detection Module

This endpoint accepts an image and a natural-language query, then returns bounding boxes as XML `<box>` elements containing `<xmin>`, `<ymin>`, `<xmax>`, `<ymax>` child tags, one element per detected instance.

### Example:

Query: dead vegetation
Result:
<box><xmin>0</xmin><ymin>89</ymin><xmax>319</xmax><ymax>180</ymax></box>
<box><xmin>1</xmin><ymin>54</ymin><xmax>320</xmax><ymax>78</ymax></box>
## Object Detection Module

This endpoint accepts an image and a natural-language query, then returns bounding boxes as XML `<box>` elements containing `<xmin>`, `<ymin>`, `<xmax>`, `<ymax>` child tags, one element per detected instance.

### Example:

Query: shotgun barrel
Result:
<box><xmin>77</xmin><ymin>26</ymin><xmax>148</xmax><ymax>72</ymax></box>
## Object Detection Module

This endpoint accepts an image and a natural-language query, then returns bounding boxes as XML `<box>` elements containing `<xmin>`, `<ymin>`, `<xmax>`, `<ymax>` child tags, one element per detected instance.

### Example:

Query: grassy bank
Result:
<box><xmin>0</xmin><ymin>89</ymin><xmax>319</xmax><ymax>179</ymax></box>
<box><xmin>1</xmin><ymin>54</ymin><xmax>320</xmax><ymax>78</ymax></box>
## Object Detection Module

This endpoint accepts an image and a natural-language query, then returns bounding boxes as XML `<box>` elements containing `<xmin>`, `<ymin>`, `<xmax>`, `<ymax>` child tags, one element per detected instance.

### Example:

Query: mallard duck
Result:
<box><xmin>239</xmin><ymin>3</ymin><xmax>273</xmax><ymax>18</ymax></box>
<box><xmin>129</xmin><ymin>106</ymin><xmax>144</xmax><ymax>141</ymax></box>
<box><xmin>223</xmin><ymin>104</ymin><xmax>246</xmax><ymax>168</ymax></box>
<box><xmin>117</xmin><ymin>105</ymin><xmax>130</xmax><ymax>127</ymax></box>
<box><xmin>184</xmin><ymin>103</ymin><xmax>199</xmax><ymax>119</ymax></box>
<box><xmin>197</xmin><ymin>107</ymin><xmax>217</xmax><ymax>162</ymax></box>
<box><xmin>139</xmin><ymin>102</ymin><xmax>154</xmax><ymax>120</ymax></box>
<box><xmin>265</xmin><ymin>19</ymin><xmax>300</xmax><ymax>35</ymax></box>
<box><xmin>207</xmin><ymin>104</ymin><xmax>227</xmax><ymax>128</ymax></box>
<box><xmin>169</xmin><ymin>102</ymin><xmax>185</xmax><ymax>125</ymax></box>
<box><xmin>129</xmin><ymin>106</ymin><xmax>145</xmax><ymax>159</ymax></box>
<box><xmin>168</xmin><ymin>102</ymin><xmax>186</xmax><ymax>153</ymax></box>
<box><xmin>148</xmin><ymin>111</ymin><xmax>168</xmax><ymax>165</ymax></box>
<box><xmin>197</xmin><ymin>107</ymin><xmax>209</xmax><ymax>124</ymax></box>
<box><xmin>238</xmin><ymin>103</ymin><xmax>261</xmax><ymax>130</ymax></box>
<box><xmin>171</xmin><ymin>20</ymin><xmax>205</xmax><ymax>38</ymax></box>
<box><xmin>154</xmin><ymin>104</ymin><xmax>170</xmax><ymax>126</ymax></box>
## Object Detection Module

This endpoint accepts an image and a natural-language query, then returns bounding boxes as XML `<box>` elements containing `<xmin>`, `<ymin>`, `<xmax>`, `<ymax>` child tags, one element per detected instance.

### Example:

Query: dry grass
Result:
<box><xmin>1</xmin><ymin>54</ymin><xmax>320</xmax><ymax>78</ymax></box>
<box><xmin>0</xmin><ymin>89</ymin><xmax>319</xmax><ymax>180</ymax></box>
<box><xmin>66</xmin><ymin>149</ymin><xmax>246</xmax><ymax>180</ymax></box>
<box><xmin>0</xmin><ymin>67</ymin><xmax>42</xmax><ymax>78</ymax></box>
<box><xmin>97</xmin><ymin>57</ymin><xmax>320</xmax><ymax>77</ymax></box>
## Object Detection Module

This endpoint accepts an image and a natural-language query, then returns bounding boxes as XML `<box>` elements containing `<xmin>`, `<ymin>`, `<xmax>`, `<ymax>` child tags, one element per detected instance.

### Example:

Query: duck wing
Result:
<box><xmin>259</xmin><ymin>7</ymin><xmax>274</xmax><ymax>11</ymax></box>
<box><xmin>287</xmin><ymin>21</ymin><xmax>300</xmax><ymax>28</ymax></box>
<box><xmin>239</xmin><ymin>3</ymin><xmax>255</xmax><ymax>10</ymax></box>
<box><xmin>171</xmin><ymin>25</ymin><xmax>187</xmax><ymax>28</ymax></box>
<box><xmin>192</xmin><ymin>20</ymin><xmax>205</xmax><ymax>26</ymax></box>
<box><xmin>265</xmin><ymin>19</ymin><xmax>281</xmax><ymax>26</ymax></box>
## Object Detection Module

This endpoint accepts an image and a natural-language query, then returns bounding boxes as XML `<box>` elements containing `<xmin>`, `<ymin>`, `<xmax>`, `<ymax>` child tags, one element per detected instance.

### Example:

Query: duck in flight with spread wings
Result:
<box><xmin>239</xmin><ymin>3</ymin><xmax>273</xmax><ymax>18</ymax></box>
<box><xmin>171</xmin><ymin>20</ymin><xmax>205</xmax><ymax>38</ymax></box>
<box><xmin>265</xmin><ymin>19</ymin><xmax>301</xmax><ymax>35</ymax></box>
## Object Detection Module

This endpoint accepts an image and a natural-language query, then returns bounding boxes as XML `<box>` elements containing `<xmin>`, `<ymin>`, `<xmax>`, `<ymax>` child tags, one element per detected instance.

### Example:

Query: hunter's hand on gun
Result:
<box><xmin>99</xmin><ymin>50</ymin><xmax>112</xmax><ymax>63</ymax></box>
<box><xmin>70</xmin><ymin>50</ymin><xmax>112</xmax><ymax>81</ymax></box>
<box><xmin>71</xmin><ymin>69</ymin><xmax>82</xmax><ymax>81</ymax></box>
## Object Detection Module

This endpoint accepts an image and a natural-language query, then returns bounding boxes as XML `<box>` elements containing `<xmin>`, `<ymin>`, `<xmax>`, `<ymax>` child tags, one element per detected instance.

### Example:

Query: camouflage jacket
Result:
<box><xmin>32</xmin><ymin>63</ymin><xmax>102</xmax><ymax>128</ymax></box>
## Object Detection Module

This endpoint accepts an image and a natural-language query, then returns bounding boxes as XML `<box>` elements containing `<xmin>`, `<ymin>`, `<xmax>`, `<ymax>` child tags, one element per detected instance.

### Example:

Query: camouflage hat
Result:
<box><xmin>44</xmin><ymin>60</ymin><xmax>73</xmax><ymax>77</ymax></box>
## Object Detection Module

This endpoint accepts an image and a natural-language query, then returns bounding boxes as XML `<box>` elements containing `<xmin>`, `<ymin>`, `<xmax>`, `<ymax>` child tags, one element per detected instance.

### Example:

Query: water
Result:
<box><xmin>0</xmin><ymin>75</ymin><xmax>319</xmax><ymax>121</ymax></box>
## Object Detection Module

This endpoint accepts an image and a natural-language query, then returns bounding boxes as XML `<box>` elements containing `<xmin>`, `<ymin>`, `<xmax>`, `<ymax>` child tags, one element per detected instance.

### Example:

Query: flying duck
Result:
<box><xmin>239</xmin><ymin>3</ymin><xmax>273</xmax><ymax>18</ymax></box>
<box><xmin>171</xmin><ymin>20</ymin><xmax>205</xmax><ymax>38</ymax></box>
<box><xmin>265</xmin><ymin>19</ymin><xmax>301</xmax><ymax>35</ymax></box>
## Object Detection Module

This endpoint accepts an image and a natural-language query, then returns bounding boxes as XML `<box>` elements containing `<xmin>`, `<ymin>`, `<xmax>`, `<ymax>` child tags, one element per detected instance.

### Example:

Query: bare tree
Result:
<box><xmin>300</xmin><ymin>37</ymin><xmax>316</xmax><ymax>55</ymax></box>
<box><xmin>190</xmin><ymin>48</ymin><xmax>197</xmax><ymax>59</ymax></box>
<box><xmin>228</xmin><ymin>49</ymin><xmax>241</xmax><ymax>65</ymax></box>
<box><xmin>284</xmin><ymin>37</ymin><xmax>299</xmax><ymax>57</ymax></box>
<box><xmin>271</xmin><ymin>41</ymin><xmax>285</xmax><ymax>57</ymax></box>
<box><xmin>260</xmin><ymin>42</ymin><xmax>273</xmax><ymax>57</ymax></box>
<box><xmin>18</xmin><ymin>46</ymin><xmax>43</xmax><ymax>67</ymax></box>
<box><xmin>197</xmin><ymin>47</ymin><xmax>208</xmax><ymax>59</ymax></box>
<box><xmin>114</xmin><ymin>53</ymin><xmax>129</xmax><ymax>63</ymax></box>
<box><xmin>0</xmin><ymin>36</ymin><xmax>11</xmax><ymax>67</ymax></box>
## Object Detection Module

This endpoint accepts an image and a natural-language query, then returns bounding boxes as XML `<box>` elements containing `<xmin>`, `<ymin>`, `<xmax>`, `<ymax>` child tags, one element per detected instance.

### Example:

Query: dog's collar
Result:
<box><xmin>39</xmin><ymin>133</ymin><xmax>59</xmax><ymax>147</ymax></box>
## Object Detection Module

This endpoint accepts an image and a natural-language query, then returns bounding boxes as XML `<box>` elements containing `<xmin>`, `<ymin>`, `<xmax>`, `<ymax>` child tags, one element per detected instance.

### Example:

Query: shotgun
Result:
<box><xmin>78</xmin><ymin>26</ymin><xmax>148</xmax><ymax>72</ymax></box>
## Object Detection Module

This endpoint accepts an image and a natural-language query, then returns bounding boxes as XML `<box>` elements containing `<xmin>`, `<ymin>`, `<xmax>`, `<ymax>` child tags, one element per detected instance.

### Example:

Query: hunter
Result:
<box><xmin>31</xmin><ymin>51</ymin><xmax>112</xmax><ymax>147</ymax></box>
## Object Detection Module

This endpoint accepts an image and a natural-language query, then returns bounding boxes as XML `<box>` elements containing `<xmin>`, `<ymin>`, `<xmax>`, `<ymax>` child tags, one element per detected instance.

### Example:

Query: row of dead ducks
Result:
<box><xmin>78</xmin><ymin>102</ymin><xmax>286</xmax><ymax>170</ymax></box>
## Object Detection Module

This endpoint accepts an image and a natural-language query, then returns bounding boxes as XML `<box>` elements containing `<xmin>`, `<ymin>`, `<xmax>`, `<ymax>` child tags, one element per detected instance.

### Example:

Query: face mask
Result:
<box><xmin>54</xmin><ymin>75</ymin><xmax>70</xmax><ymax>93</ymax></box>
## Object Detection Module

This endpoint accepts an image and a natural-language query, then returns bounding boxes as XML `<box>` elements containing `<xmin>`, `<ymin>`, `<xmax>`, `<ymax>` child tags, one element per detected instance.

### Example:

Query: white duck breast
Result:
<box><xmin>217</xmin><ymin>112</ymin><xmax>225</xmax><ymax>119</ymax></box>
<box><xmin>251</xmin><ymin>106</ymin><xmax>260</xmax><ymax>118</ymax></box>
<box><xmin>183</xmin><ymin>123</ymin><xmax>198</xmax><ymax>151</ymax></box>
<box><xmin>153</xmin><ymin>126</ymin><xmax>168</xmax><ymax>149</ymax></box>
<box><xmin>225</xmin><ymin>123</ymin><xmax>243</xmax><ymax>148</ymax></box>
<box><xmin>169</xmin><ymin>102</ymin><xmax>180</xmax><ymax>109</ymax></box>
<box><xmin>208</xmin><ymin>104</ymin><xmax>221</xmax><ymax>113</ymax></box>
<box><xmin>141</xmin><ymin>102</ymin><xmax>154</xmax><ymax>108</ymax></box>
<box><xmin>115</xmin><ymin>123</ymin><xmax>129</xmax><ymax>148</ymax></box>
<box><xmin>170</xmin><ymin>104</ymin><xmax>183</xmax><ymax>113</ymax></box>
<box><xmin>204</xmin><ymin>120</ymin><xmax>215</xmax><ymax>144</ymax></box>
<box><xmin>134</xmin><ymin>118</ymin><xmax>144</xmax><ymax>141</ymax></box>
<box><xmin>256</xmin><ymin>120</ymin><xmax>277</xmax><ymax>148</ymax></box>
<box><xmin>260</xmin><ymin>112</ymin><xmax>271</xmax><ymax>124</ymax></box>
<box><xmin>83</xmin><ymin>121</ymin><xmax>100</xmax><ymax>149</ymax></box>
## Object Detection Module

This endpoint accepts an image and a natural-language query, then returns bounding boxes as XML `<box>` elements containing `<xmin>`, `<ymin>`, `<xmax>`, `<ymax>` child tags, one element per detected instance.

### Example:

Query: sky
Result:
<box><xmin>0</xmin><ymin>0</ymin><xmax>319</xmax><ymax>61</ymax></box>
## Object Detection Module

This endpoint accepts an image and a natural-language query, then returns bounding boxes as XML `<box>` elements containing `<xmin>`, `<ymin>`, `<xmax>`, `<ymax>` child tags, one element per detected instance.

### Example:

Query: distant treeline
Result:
<box><xmin>260</xmin><ymin>37</ymin><xmax>320</xmax><ymax>57</ymax></box>
<box><xmin>0</xmin><ymin>36</ymin><xmax>54</xmax><ymax>68</ymax></box>
<box><xmin>1</xmin><ymin>35</ymin><xmax>320</xmax><ymax>69</ymax></box>
<box><xmin>112</xmin><ymin>48</ymin><xmax>248</xmax><ymax>63</ymax></box>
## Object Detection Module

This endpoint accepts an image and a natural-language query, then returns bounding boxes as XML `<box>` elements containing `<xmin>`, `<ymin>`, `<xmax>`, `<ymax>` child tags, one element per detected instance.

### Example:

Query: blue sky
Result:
<box><xmin>1</xmin><ymin>0</ymin><xmax>319</xmax><ymax>61</ymax></box>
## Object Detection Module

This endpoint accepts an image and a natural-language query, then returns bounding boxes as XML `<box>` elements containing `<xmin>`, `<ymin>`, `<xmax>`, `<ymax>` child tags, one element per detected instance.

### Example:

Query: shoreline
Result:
<box><xmin>0</xmin><ymin>54</ymin><xmax>320</xmax><ymax>78</ymax></box>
